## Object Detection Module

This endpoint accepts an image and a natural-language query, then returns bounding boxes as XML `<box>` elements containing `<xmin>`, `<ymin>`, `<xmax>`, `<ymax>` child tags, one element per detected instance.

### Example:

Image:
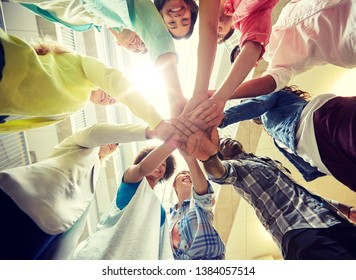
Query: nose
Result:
<box><xmin>174</xmin><ymin>12</ymin><xmax>182</xmax><ymax>18</ymax></box>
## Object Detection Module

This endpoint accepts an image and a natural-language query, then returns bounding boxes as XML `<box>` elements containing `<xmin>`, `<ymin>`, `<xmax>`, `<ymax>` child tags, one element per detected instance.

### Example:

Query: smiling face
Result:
<box><xmin>173</xmin><ymin>170</ymin><xmax>192</xmax><ymax>198</ymax></box>
<box><xmin>110</xmin><ymin>28</ymin><xmax>147</xmax><ymax>54</ymax></box>
<box><xmin>160</xmin><ymin>0</ymin><xmax>192</xmax><ymax>38</ymax></box>
<box><xmin>90</xmin><ymin>89</ymin><xmax>118</xmax><ymax>106</ymax></box>
<box><xmin>217</xmin><ymin>14</ymin><xmax>233</xmax><ymax>43</ymax></box>
<box><xmin>147</xmin><ymin>161</ymin><xmax>168</xmax><ymax>183</ymax></box>
<box><xmin>219</xmin><ymin>138</ymin><xmax>244</xmax><ymax>159</ymax></box>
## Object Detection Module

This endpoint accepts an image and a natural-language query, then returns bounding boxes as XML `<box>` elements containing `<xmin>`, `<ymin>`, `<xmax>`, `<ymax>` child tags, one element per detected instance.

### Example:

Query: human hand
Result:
<box><xmin>184</xmin><ymin>104</ymin><xmax>225</xmax><ymax>130</ymax></box>
<box><xmin>169</xmin><ymin>96</ymin><xmax>188</xmax><ymax>118</ymax></box>
<box><xmin>185</xmin><ymin>96</ymin><xmax>226</xmax><ymax>127</ymax></box>
<box><xmin>349</xmin><ymin>207</ymin><xmax>356</xmax><ymax>224</ymax></box>
<box><xmin>172</xmin><ymin>118</ymin><xmax>220</xmax><ymax>161</ymax></box>
<box><xmin>182</xmin><ymin>95</ymin><xmax>208</xmax><ymax>115</ymax></box>
<box><xmin>154</xmin><ymin>120</ymin><xmax>175</xmax><ymax>141</ymax></box>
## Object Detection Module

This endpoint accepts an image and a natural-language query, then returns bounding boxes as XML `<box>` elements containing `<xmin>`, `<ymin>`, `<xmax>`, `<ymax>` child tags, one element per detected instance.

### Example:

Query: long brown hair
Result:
<box><xmin>283</xmin><ymin>85</ymin><xmax>311</xmax><ymax>100</ymax></box>
<box><xmin>31</xmin><ymin>36</ymin><xmax>71</xmax><ymax>56</ymax></box>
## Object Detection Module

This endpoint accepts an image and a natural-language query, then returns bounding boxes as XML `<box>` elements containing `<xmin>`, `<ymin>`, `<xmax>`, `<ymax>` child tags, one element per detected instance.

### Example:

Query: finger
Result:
<box><xmin>181</xmin><ymin>117</ymin><xmax>200</xmax><ymax>133</ymax></box>
<box><xmin>205</xmin><ymin>113</ymin><xmax>225</xmax><ymax>127</ymax></box>
<box><xmin>174</xmin><ymin>129</ymin><xmax>188</xmax><ymax>142</ymax></box>
<box><xmin>171</xmin><ymin>119</ymin><xmax>195</xmax><ymax>137</ymax></box>
<box><xmin>185</xmin><ymin>106</ymin><xmax>204</xmax><ymax>119</ymax></box>
<box><xmin>178</xmin><ymin>142</ymin><xmax>187</xmax><ymax>151</ymax></box>
<box><xmin>195</xmin><ymin>105</ymin><xmax>220</xmax><ymax>122</ymax></box>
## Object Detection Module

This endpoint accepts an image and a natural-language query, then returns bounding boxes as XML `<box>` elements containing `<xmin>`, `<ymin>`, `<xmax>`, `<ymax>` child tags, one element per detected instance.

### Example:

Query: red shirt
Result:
<box><xmin>224</xmin><ymin>0</ymin><xmax>279</xmax><ymax>58</ymax></box>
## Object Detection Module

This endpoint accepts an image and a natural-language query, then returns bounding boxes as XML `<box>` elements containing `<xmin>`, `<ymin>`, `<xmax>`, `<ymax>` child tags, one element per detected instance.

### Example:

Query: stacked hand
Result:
<box><xmin>171</xmin><ymin>103</ymin><xmax>222</xmax><ymax>161</ymax></box>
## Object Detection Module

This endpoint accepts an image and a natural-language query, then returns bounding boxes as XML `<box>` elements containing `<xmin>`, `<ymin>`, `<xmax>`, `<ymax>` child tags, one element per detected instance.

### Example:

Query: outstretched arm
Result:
<box><xmin>229</xmin><ymin>75</ymin><xmax>277</xmax><ymax>99</ymax></box>
<box><xmin>180</xmin><ymin>152</ymin><xmax>208</xmax><ymax>196</ymax></box>
<box><xmin>123</xmin><ymin>137</ymin><xmax>178</xmax><ymax>183</ymax></box>
<box><xmin>156</xmin><ymin>53</ymin><xmax>187</xmax><ymax>117</ymax></box>
<box><xmin>183</xmin><ymin>0</ymin><xmax>220</xmax><ymax>114</ymax></box>
<box><xmin>173</xmin><ymin>118</ymin><xmax>226</xmax><ymax>179</ymax></box>
<box><xmin>187</xmin><ymin>41</ymin><xmax>263</xmax><ymax>128</ymax></box>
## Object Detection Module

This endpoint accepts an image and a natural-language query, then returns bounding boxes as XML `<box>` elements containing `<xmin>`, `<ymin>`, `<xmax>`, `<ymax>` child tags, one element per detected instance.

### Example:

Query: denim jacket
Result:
<box><xmin>220</xmin><ymin>89</ymin><xmax>326</xmax><ymax>181</ymax></box>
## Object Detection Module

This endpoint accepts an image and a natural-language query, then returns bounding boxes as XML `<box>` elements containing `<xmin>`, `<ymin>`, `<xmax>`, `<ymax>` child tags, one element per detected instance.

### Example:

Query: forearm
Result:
<box><xmin>156</xmin><ymin>53</ymin><xmax>183</xmax><ymax>98</ymax></box>
<box><xmin>213</xmin><ymin>41</ymin><xmax>263</xmax><ymax>103</ymax></box>
<box><xmin>230</xmin><ymin>75</ymin><xmax>277</xmax><ymax>100</ymax></box>
<box><xmin>202</xmin><ymin>155</ymin><xmax>226</xmax><ymax>179</ymax></box>
<box><xmin>115</xmin><ymin>89</ymin><xmax>163</xmax><ymax>129</ymax></box>
<box><xmin>184</xmin><ymin>157</ymin><xmax>208</xmax><ymax>195</ymax></box>
<box><xmin>136</xmin><ymin>139</ymin><xmax>176</xmax><ymax>177</ymax></box>
<box><xmin>72</xmin><ymin>123</ymin><xmax>147</xmax><ymax>147</ymax></box>
<box><xmin>192</xmin><ymin>0</ymin><xmax>220</xmax><ymax>99</ymax></box>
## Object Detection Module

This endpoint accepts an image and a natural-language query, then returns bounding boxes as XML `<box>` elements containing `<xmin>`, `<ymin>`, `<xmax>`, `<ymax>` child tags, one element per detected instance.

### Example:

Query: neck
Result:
<box><xmin>147</xmin><ymin>177</ymin><xmax>159</xmax><ymax>189</ymax></box>
<box><xmin>176</xmin><ymin>193</ymin><xmax>190</xmax><ymax>208</ymax></box>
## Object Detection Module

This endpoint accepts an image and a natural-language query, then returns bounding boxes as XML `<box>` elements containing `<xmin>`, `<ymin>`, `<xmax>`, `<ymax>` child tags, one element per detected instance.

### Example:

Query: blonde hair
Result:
<box><xmin>31</xmin><ymin>35</ymin><xmax>71</xmax><ymax>56</ymax></box>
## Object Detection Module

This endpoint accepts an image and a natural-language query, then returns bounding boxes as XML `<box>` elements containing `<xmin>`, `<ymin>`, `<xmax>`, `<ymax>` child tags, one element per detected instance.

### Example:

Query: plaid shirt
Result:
<box><xmin>210</xmin><ymin>153</ymin><xmax>344</xmax><ymax>256</ymax></box>
<box><xmin>169</xmin><ymin>183</ymin><xmax>226</xmax><ymax>260</ymax></box>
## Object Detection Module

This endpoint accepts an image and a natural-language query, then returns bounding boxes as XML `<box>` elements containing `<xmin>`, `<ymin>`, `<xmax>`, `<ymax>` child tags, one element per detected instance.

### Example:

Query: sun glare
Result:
<box><xmin>126</xmin><ymin>57</ymin><xmax>171</xmax><ymax>119</ymax></box>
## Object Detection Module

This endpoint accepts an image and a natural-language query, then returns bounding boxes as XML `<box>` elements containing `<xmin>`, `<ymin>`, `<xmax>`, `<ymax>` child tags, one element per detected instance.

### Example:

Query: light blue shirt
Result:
<box><xmin>19</xmin><ymin>0</ymin><xmax>177</xmax><ymax>62</ymax></box>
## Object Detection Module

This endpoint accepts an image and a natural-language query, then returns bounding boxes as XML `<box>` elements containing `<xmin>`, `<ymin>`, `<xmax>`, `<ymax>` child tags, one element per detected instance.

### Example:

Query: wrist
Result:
<box><xmin>200</xmin><ymin>153</ymin><xmax>218</xmax><ymax>163</ymax></box>
<box><xmin>145</xmin><ymin>127</ymin><xmax>156</xmax><ymax>139</ymax></box>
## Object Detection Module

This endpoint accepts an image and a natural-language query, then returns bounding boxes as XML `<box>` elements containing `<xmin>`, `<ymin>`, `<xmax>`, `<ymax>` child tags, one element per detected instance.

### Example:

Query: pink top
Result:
<box><xmin>224</xmin><ymin>0</ymin><xmax>279</xmax><ymax>58</ymax></box>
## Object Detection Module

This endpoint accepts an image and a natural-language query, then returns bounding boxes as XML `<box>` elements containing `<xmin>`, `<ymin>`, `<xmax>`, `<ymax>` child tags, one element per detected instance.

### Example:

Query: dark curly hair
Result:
<box><xmin>154</xmin><ymin>0</ymin><xmax>199</xmax><ymax>39</ymax></box>
<box><xmin>229</xmin><ymin>45</ymin><xmax>240</xmax><ymax>64</ymax></box>
<box><xmin>133</xmin><ymin>146</ymin><xmax>176</xmax><ymax>183</ymax></box>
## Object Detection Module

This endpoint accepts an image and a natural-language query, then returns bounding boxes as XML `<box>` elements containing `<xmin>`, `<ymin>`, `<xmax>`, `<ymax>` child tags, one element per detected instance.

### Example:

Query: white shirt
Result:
<box><xmin>263</xmin><ymin>0</ymin><xmax>356</xmax><ymax>90</ymax></box>
<box><xmin>0</xmin><ymin>123</ymin><xmax>148</xmax><ymax>234</ymax></box>
<box><xmin>295</xmin><ymin>94</ymin><xmax>337</xmax><ymax>175</ymax></box>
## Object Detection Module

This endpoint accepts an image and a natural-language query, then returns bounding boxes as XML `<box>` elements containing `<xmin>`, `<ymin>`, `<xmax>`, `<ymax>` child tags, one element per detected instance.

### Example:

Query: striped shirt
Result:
<box><xmin>169</xmin><ymin>183</ymin><xmax>226</xmax><ymax>260</ymax></box>
<box><xmin>210</xmin><ymin>153</ymin><xmax>344</xmax><ymax>256</ymax></box>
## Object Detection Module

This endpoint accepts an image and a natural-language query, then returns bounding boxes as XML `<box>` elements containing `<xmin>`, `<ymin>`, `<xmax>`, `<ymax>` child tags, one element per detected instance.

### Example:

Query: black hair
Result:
<box><xmin>218</xmin><ymin>27</ymin><xmax>235</xmax><ymax>44</ymax></box>
<box><xmin>133</xmin><ymin>146</ymin><xmax>176</xmax><ymax>182</ymax></box>
<box><xmin>229</xmin><ymin>45</ymin><xmax>240</xmax><ymax>64</ymax></box>
<box><xmin>154</xmin><ymin>0</ymin><xmax>199</xmax><ymax>39</ymax></box>
<box><xmin>218</xmin><ymin>138</ymin><xmax>245</xmax><ymax>158</ymax></box>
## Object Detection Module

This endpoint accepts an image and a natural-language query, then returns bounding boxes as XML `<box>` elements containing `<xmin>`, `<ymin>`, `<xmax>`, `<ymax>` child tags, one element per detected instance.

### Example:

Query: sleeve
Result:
<box><xmin>129</xmin><ymin>0</ymin><xmax>177</xmax><ymax>63</ymax></box>
<box><xmin>71</xmin><ymin>123</ymin><xmax>148</xmax><ymax>148</ymax></box>
<box><xmin>220</xmin><ymin>93</ymin><xmax>278</xmax><ymax>128</ymax></box>
<box><xmin>262</xmin><ymin>67</ymin><xmax>296</xmax><ymax>91</ymax></box>
<box><xmin>81</xmin><ymin>55</ymin><xmax>162</xmax><ymax>128</ymax></box>
<box><xmin>192</xmin><ymin>182</ymin><xmax>215</xmax><ymax>212</ymax></box>
<box><xmin>208</xmin><ymin>161</ymin><xmax>239</xmax><ymax>186</ymax></box>
<box><xmin>236</xmin><ymin>0</ymin><xmax>278</xmax><ymax>59</ymax></box>
<box><xmin>115</xmin><ymin>178</ymin><xmax>142</xmax><ymax>210</ymax></box>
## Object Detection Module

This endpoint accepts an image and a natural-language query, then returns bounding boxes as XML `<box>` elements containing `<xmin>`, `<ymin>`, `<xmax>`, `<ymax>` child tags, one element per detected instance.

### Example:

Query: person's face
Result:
<box><xmin>112</xmin><ymin>29</ymin><xmax>147</xmax><ymax>54</ymax></box>
<box><xmin>148</xmin><ymin>161</ymin><xmax>167</xmax><ymax>181</ymax></box>
<box><xmin>219</xmin><ymin>138</ymin><xmax>242</xmax><ymax>159</ymax></box>
<box><xmin>217</xmin><ymin>14</ymin><xmax>233</xmax><ymax>43</ymax></box>
<box><xmin>160</xmin><ymin>0</ymin><xmax>191</xmax><ymax>38</ymax></box>
<box><xmin>173</xmin><ymin>171</ymin><xmax>192</xmax><ymax>197</ymax></box>
<box><xmin>90</xmin><ymin>89</ymin><xmax>118</xmax><ymax>106</ymax></box>
<box><xmin>99</xmin><ymin>143</ymin><xmax>119</xmax><ymax>159</ymax></box>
